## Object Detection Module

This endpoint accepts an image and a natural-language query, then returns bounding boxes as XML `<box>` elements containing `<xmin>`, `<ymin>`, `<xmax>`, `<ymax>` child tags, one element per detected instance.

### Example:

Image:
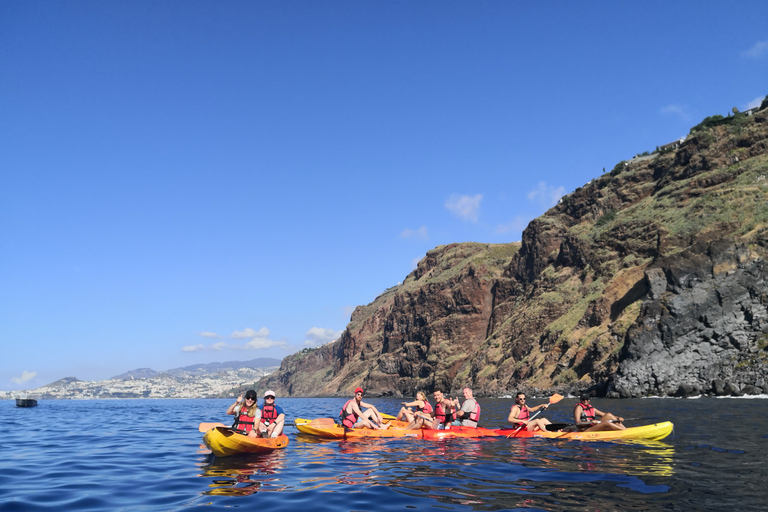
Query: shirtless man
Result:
<box><xmin>339</xmin><ymin>387</ymin><xmax>389</xmax><ymax>430</ymax></box>
<box><xmin>407</xmin><ymin>389</ymin><xmax>454</xmax><ymax>430</ymax></box>
<box><xmin>508</xmin><ymin>392</ymin><xmax>552</xmax><ymax>432</ymax></box>
<box><xmin>574</xmin><ymin>394</ymin><xmax>626</xmax><ymax>431</ymax></box>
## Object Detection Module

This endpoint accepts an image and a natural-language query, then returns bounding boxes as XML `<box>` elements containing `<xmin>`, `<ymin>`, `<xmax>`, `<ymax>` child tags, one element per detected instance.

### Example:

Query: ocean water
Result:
<box><xmin>0</xmin><ymin>396</ymin><xmax>766</xmax><ymax>511</ymax></box>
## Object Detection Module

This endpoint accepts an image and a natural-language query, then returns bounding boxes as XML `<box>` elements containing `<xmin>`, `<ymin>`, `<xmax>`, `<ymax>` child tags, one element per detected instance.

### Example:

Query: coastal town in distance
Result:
<box><xmin>1</xmin><ymin>358</ymin><xmax>279</xmax><ymax>400</ymax></box>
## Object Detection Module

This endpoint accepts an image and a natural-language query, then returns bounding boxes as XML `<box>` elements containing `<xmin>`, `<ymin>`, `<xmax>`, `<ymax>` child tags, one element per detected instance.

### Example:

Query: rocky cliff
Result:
<box><xmin>262</xmin><ymin>106</ymin><xmax>768</xmax><ymax>398</ymax></box>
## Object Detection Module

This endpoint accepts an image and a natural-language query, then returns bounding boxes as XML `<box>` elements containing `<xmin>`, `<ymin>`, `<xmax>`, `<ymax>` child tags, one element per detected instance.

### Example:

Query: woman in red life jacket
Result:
<box><xmin>339</xmin><ymin>388</ymin><xmax>389</xmax><ymax>429</ymax></box>
<box><xmin>508</xmin><ymin>392</ymin><xmax>552</xmax><ymax>431</ymax></box>
<box><xmin>226</xmin><ymin>389</ymin><xmax>261</xmax><ymax>437</ymax></box>
<box><xmin>258</xmin><ymin>390</ymin><xmax>285</xmax><ymax>438</ymax></box>
<box><xmin>574</xmin><ymin>394</ymin><xmax>626</xmax><ymax>431</ymax></box>
<box><xmin>396</xmin><ymin>391</ymin><xmax>433</xmax><ymax>423</ymax></box>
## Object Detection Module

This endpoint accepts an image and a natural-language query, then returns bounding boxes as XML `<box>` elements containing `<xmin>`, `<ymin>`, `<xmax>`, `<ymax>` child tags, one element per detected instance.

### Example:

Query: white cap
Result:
<box><xmin>264</xmin><ymin>390</ymin><xmax>276</xmax><ymax>397</ymax></box>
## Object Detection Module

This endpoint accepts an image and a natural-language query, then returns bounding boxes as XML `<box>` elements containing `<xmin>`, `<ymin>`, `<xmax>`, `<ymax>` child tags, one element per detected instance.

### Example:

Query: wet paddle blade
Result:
<box><xmin>549</xmin><ymin>393</ymin><xmax>564</xmax><ymax>404</ymax></box>
<box><xmin>308</xmin><ymin>418</ymin><xmax>337</xmax><ymax>427</ymax></box>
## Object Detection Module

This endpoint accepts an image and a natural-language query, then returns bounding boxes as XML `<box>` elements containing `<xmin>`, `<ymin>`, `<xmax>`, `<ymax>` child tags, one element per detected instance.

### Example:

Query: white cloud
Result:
<box><xmin>746</xmin><ymin>96</ymin><xmax>765</xmax><ymax>110</ymax></box>
<box><xmin>304</xmin><ymin>326</ymin><xmax>343</xmax><ymax>347</ymax></box>
<box><xmin>400</xmin><ymin>226</ymin><xmax>429</xmax><ymax>240</ymax></box>
<box><xmin>743</xmin><ymin>40</ymin><xmax>768</xmax><ymax>59</ymax></box>
<box><xmin>445</xmin><ymin>194</ymin><xmax>482</xmax><ymax>222</ymax></box>
<box><xmin>197</xmin><ymin>331</ymin><xmax>221</xmax><ymax>338</ymax></box>
<box><xmin>183</xmin><ymin>326</ymin><xmax>286</xmax><ymax>352</ymax></box>
<box><xmin>11</xmin><ymin>370</ymin><xmax>37</xmax><ymax>384</ymax></box>
<box><xmin>496</xmin><ymin>215</ymin><xmax>531</xmax><ymax>234</ymax></box>
<box><xmin>231</xmin><ymin>327</ymin><xmax>269</xmax><ymax>339</ymax></box>
<box><xmin>527</xmin><ymin>182</ymin><xmax>566</xmax><ymax>209</ymax></box>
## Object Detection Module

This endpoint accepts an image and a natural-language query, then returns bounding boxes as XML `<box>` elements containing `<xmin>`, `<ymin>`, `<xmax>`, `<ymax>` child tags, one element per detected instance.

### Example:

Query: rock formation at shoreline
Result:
<box><xmin>261</xmin><ymin>105</ymin><xmax>768</xmax><ymax>398</ymax></box>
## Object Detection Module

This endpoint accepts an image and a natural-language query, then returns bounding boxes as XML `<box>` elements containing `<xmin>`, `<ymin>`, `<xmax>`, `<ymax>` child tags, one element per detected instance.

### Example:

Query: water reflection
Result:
<box><xmin>198</xmin><ymin>449</ymin><xmax>289</xmax><ymax>496</ymax></box>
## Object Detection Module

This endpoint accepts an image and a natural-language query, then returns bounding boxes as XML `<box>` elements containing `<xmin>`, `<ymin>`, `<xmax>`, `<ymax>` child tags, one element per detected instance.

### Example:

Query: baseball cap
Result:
<box><xmin>264</xmin><ymin>390</ymin><xmax>276</xmax><ymax>398</ymax></box>
<box><xmin>354</xmin><ymin>387</ymin><xmax>364</xmax><ymax>395</ymax></box>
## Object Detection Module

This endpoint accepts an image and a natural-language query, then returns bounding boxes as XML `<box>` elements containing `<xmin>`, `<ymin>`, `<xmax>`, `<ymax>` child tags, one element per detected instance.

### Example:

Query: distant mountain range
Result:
<box><xmin>111</xmin><ymin>358</ymin><xmax>282</xmax><ymax>380</ymax></box>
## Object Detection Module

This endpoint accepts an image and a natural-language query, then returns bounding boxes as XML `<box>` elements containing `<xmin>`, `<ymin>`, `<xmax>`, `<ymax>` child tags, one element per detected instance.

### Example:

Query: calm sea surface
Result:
<box><xmin>1</xmin><ymin>396</ymin><xmax>766</xmax><ymax>511</ymax></box>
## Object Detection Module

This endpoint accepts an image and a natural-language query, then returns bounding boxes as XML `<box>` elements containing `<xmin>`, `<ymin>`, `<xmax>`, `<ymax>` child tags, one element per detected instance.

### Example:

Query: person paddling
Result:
<box><xmin>508</xmin><ymin>392</ymin><xmax>552</xmax><ymax>432</ymax></box>
<box><xmin>226</xmin><ymin>389</ymin><xmax>261</xmax><ymax>438</ymax></box>
<box><xmin>339</xmin><ymin>387</ymin><xmax>389</xmax><ymax>430</ymax></box>
<box><xmin>574</xmin><ymin>394</ymin><xmax>626</xmax><ymax>431</ymax></box>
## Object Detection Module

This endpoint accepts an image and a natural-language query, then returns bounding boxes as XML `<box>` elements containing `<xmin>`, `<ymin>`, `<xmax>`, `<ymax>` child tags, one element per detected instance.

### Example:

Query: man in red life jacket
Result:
<box><xmin>339</xmin><ymin>388</ymin><xmax>389</xmax><ymax>430</ymax></box>
<box><xmin>574</xmin><ymin>394</ymin><xmax>626</xmax><ymax>431</ymax></box>
<box><xmin>508</xmin><ymin>392</ymin><xmax>552</xmax><ymax>431</ymax></box>
<box><xmin>408</xmin><ymin>389</ymin><xmax>454</xmax><ymax>429</ymax></box>
<box><xmin>258</xmin><ymin>390</ymin><xmax>285</xmax><ymax>438</ymax></box>
<box><xmin>452</xmin><ymin>387</ymin><xmax>481</xmax><ymax>427</ymax></box>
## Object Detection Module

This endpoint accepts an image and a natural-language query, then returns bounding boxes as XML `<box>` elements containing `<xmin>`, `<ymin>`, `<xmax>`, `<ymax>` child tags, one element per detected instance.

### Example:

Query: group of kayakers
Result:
<box><xmin>225</xmin><ymin>387</ymin><xmax>625</xmax><ymax>436</ymax></box>
<box><xmin>226</xmin><ymin>389</ymin><xmax>286</xmax><ymax>438</ymax></box>
<box><xmin>345</xmin><ymin>387</ymin><xmax>626</xmax><ymax>432</ymax></box>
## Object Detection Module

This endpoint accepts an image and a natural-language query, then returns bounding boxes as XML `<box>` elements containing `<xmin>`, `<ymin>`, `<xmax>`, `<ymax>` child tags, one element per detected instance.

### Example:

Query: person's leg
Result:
<box><xmin>271</xmin><ymin>418</ymin><xmax>285</xmax><ymax>437</ymax></box>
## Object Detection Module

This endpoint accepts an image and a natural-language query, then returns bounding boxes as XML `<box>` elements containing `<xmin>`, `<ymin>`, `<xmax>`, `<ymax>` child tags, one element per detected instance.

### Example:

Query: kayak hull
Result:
<box><xmin>295</xmin><ymin>418</ymin><xmax>418</xmax><ymax>438</ymax></box>
<box><xmin>495</xmin><ymin>421</ymin><xmax>674</xmax><ymax>441</ymax></box>
<box><xmin>203</xmin><ymin>426</ymin><xmax>289</xmax><ymax>457</ymax></box>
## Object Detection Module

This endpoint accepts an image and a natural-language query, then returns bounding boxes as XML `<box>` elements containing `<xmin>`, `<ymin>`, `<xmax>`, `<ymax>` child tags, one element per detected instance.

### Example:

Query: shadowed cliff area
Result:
<box><xmin>262</xmin><ymin>105</ymin><xmax>768</xmax><ymax>398</ymax></box>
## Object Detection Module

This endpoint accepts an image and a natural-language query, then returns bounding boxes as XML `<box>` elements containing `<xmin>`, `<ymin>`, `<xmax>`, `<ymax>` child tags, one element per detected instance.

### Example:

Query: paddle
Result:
<box><xmin>199</xmin><ymin>422</ymin><xmax>227</xmax><ymax>432</ymax></box>
<box><xmin>507</xmin><ymin>393</ymin><xmax>564</xmax><ymax>438</ymax></box>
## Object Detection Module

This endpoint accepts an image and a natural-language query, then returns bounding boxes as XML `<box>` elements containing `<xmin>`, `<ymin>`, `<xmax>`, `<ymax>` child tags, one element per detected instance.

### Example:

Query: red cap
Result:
<box><xmin>354</xmin><ymin>387</ymin><xmax>364</xmax><ymax>395</ymax></box>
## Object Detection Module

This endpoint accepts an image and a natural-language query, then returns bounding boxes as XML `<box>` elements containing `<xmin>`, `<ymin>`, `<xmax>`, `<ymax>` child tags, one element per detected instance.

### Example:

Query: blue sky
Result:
<box><xmin>2</xmin><ymin>1</ymin><xmax>766</xmax><ymax>390</ymax></box>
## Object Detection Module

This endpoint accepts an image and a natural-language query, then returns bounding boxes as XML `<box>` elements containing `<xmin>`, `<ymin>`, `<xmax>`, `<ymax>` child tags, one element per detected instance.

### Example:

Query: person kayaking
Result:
<box><xmin>407</xmin><ymin>389</ymin><xmax>454</xmax><ymax>429</ymax></box>
<box><xmin>451</xmin><ymin>387</ymin><xmax>481</xmax><ymax>427</ymax></box>
<box><xmin>258</xmin><ymin>390</ymin><xmax>285</xmax><ymax>438</ymax></box>
<box><xmin>396</xmin><ymin>391</ymin><xmax>433</xmax><ymax>424</ymax></box>
<box><xmin>508</xmin><ymin>392</ymin><xmax>552</xmax><ymax>432</ymax></box>
<box><xmin>226</xmin><ymin>389</ymin><xmax>261</xmax><ymax>438</ymax></box>
<box><xmin>339</xmin><ymin>387</ymin><xmax>390</xmax><ymax>430</ymax></box>
<box><xmin>574</xmin><ymin>394</ymin><xmax>626</xmax><ymax>431</ymax></box>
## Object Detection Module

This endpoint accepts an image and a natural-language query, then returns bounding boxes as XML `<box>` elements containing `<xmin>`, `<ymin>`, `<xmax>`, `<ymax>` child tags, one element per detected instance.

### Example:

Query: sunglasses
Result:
<box><xmin>245</xmin><ymin>396</ymin><xmax>256</xmax><ymax>401</ymax></box>
<box><xmin>265</xmin><ymin>396</ymin><xmax>275</xmax><ymax>400</ymax></box>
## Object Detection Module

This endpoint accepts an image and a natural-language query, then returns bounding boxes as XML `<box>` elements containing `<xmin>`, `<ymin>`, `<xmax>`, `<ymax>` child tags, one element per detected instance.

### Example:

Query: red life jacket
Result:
<box><xmin>514</xmin><ymin>404</ymin><xmax>530</xmax><ymax>422</ymax></box>
<box><xmin>339</xmin><ymin>399</ymin><xmax>359</xmax><ymax>428</ymax></box>
<box><xmin>435</xmin><ymin>401</ymin><xmax>453</xmax><ymax>424</ymax></box>
<box><xmin>232</xmin><ymin>407</ymin><xmax>256</xmax><ymax>433</ymax></box>
<box><xmin>260</xmin><ymin>404</ymin><xmax>279</xmax><ymax>425</ymax></box>
<box><xmin>419</xmin><ymin>401</ymin><xmax>433</xmax><ymax>414</ymax></box>
<box><xmin>463</xmin><ymin>401</ymin><xmax>481</xmax><ymax>423</ymax></box>
<box><xmin>576</xmin><ymin>402</ymin><xmax>595</xmax><ymax>423</ymax></box>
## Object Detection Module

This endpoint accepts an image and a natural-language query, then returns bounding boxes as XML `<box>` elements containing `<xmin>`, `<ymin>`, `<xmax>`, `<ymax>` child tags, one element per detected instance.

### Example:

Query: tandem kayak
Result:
<box><xmin>495</xmin><ymin>421</ymin><xmax>674</xmax><ymax>442</ymax></box>
<box><xmin>295</xmin><ymin>418</ymin><xmax>418</xmax><ymax>438</ymax></box>
<box><xmin>202</xmin><ymin>426</ymin><xmax>289</xmax><ymax>457</ymax></box>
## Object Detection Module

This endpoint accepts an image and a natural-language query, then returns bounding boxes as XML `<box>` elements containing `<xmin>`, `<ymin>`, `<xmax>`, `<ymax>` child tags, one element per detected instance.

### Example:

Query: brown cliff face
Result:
<box><xmin>262</xmin><ymin>107</ymin><xmax>768</xmax><ymax>398</ymax></box>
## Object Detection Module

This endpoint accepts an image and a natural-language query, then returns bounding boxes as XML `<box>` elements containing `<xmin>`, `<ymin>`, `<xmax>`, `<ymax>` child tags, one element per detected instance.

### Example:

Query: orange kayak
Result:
<box><xmin>421</xmin><ymin>426</ymin><xmax>500</xmax><ymax>440</ymax></box>
<box><xmin>295</xmin><ymin>418</ymin><xmax>419</xmax><ymax>438</ymax></box>
<box><xmin>202</xmin><ymin>426</ymin><xmax>289</xmax><ymax>457</ymax></box>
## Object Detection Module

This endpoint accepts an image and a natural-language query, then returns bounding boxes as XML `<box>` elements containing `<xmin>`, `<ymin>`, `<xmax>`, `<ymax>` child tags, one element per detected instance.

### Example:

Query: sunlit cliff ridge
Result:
<box><xmin>262</xmin><ymin>104</ymin><xmax>768</xmax><ymax>398</ymax></box>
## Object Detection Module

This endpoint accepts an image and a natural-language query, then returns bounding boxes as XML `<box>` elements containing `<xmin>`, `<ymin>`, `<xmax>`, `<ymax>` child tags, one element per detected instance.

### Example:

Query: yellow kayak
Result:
<box><xmin>202</xmin><ymin>426</ymin><xmax>289</xmax><ymax>457</ymax></box>
<box><xmin>496</xmin><ymin>421</ymin><xmax>674</xmax><ymax>442</ymax></box>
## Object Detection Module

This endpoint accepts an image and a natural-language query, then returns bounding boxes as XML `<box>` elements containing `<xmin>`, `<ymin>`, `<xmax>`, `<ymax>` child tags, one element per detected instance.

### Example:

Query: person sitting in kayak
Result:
<box><xmin>574</xmin><ymin>394</ymin><xmax>626</xmax><ymax>431</ymax></box>
<box><xmin>396</xmin><ymin>391</ymin><xmax>432</xmax><ymax>424</ymax></box>
<box><xmin>258</xmin><ymin>390</ymin><xmax>285</xmax><ymax>438</ymax></box>
<box><xmin>451</xmin><ymin>387</ymin><xmax>481</xmax><ymax>427</ymax></box>
<box><xmin>408</xmin><ymin>389</ymin><xmax>454</xmax><ymax>429</ymax></box>
<box><xmin>226</xmin><ymin>389</ymin><xmax>261</xmax><ymax>438</ymax></box>
<box><xmin>339</xmin><ymin>387</ymin><xmax>390</xmax><ymax>430</ymax></box>
<box><xmin>508</xmin><ymin>392</ymin><xmax>552</xmax><ymax>432</ymax></box>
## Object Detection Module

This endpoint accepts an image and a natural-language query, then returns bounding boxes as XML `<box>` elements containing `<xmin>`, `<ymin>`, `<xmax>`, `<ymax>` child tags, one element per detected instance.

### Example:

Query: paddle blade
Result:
<box><xmin>308</xmin><ymin>418</ymin><xmax>337</xmax><ymax>427</ymax></box>
<box><xmin>549</xmin><ymin>393</ymin><xmax>564</xmax><ymax>404</ymax></box>
<box><xmin>199</xmin><ymin>422</ymin><xmax>227</xmax><ymax>432</ymax></box>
